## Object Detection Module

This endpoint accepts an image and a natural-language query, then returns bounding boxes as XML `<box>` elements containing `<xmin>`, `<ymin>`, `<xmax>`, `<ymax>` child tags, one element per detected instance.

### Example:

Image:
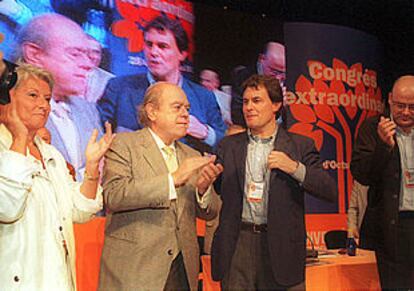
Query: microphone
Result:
<box><xmin>306</xmin><ymin>234</ymin><xmax>318</xmax><ymax>258</ymax></box>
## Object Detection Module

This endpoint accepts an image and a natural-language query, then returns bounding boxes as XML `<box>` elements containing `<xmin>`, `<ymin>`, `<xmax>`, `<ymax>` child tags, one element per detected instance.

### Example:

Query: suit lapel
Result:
<box><xmin>46</xmin><ymin>117</ymin><xmax>70</xmax><ymax>162</ymax></box>
<box><xmin>140</xmin><ymin>128</ymin><xmax>169</xmax><ymax>175</ymax></box>
<box><xmin>131</xmin><ymin>76</ymin><xmax>150</xmax><ymax>115</ymax></box>
<box><xmin>234</xmin><ymin>133</ymin><xmax>249</xmax><ymax>193</ymax></box>
<box><xmin>175</xmin><ymin>142</ymin><xmax>190</xmax><ymax>223</ymax></box>
<box><xmin>66</xmin><ymin>97</ymin><xmax>86</xmax><ymax>166</ymax></box>
<box><xmin>270</xmin><ymin>127</ymin><xmax>296</xmax><ymax>184</ymax></box>
<box><xmin>273</xmin><ymin>127</ymin><xmax>295</xmax><ymax>156</ymax></box>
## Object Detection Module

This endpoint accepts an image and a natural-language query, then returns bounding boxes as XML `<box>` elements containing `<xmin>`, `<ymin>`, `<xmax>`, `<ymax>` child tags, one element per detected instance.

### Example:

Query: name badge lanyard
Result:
<box><xmin>399</xmin><ymin>134</ymin><xmax>414</xmax><ymax>190</ymax></box>
<box><xmin>246</xmin><ymin>142</ymin><xmax>269</xmax><ymax>224</ymax></box>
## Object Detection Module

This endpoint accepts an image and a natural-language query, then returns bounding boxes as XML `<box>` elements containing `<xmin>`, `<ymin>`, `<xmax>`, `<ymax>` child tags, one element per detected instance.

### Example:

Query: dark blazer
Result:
<box><xmin>230</xmin><ymin>65</ymin><xmax>256</xmax><ymax>127</ymax></box>
<box><xmin>97</xmin><ymin>73</ymin><xmax>226</xmax><ymax>147</ymax></box>
<box><xmin>351</xmin><ymin>116</ymin><xmax>402</xmax><ymax>257</ymax></box>
<box><xmin>211</xmin><ymin>128</ymin><xmax>337</xmax><ymax>286</ymax></box>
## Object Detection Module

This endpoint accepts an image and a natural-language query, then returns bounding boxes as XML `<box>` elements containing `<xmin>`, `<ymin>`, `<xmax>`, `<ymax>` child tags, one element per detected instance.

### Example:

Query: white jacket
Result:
<box><xmin>0</xmin><ymin>124</ymin><xmax>102</xmax><ymax>291</ymax></box>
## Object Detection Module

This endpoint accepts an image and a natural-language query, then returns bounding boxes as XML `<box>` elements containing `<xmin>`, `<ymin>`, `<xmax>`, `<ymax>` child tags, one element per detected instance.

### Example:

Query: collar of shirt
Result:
<box><xmin>146</xmin><ymin>71</ymin><xmax>184</xmax><ymax>88</ymax></box>
<box><xmin>396</xmin><ymin>126</ymin><xmax>414</xmax><ymax>137</ymax></box>
<box><xmin>50</xmin><ymin>98</ymin><xmax>71</xmax><ymax>118</ymax></box>
<box><xmin>256</xmin><ymin>61</ymin><xmax>264</xmax><ymax>75</ymax></box>
<box><xmin>0</xmin><ymin>124</ymin><xmax>12</xmax><ymax>149</ymax></box>
<box><xmin>33</xmin><ymin>135</ymin><xmax>55</xmax><ymax>163</ymax></box>
<box><xmin>148</xmin><ymin>128</ymin><xmax>177</xmax><ymax>155</ymax></box>
<box><xmin>390</xmin><ymin>114</ymin><xmax>414</xmax><ymax>137</ymax></box>
<box><xmin>247</xmin><ymin>127</ymin><xmax>278</xmax><ymax>145</ymax></box>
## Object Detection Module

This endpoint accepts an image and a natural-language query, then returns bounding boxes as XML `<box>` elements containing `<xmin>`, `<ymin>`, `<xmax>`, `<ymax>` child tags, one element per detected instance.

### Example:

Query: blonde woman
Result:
<box><xmin>0</xmin><ymin>63</ymin><xmax>114</xmax><ymax>290</ymax></box>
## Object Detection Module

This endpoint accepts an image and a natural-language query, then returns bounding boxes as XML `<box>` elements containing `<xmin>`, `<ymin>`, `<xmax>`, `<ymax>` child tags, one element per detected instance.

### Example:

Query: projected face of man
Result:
<box><xmin>27</xmin><ymin>16</ymin><xmax>94</xmax><ymax>101</ymax></box>
<box><xmin>200</xmin><ymin>69</ymin><xmax>220</xmax><ymax>91</ymax></box>
<box><xmin>86</xmin><ymin>37</ymin><xmax>103</xmax><ymax>67</ymax></box>
<box><xmin>260</xmin><ymin>42</ymin><xmax>286</xmax><ymax>83</ymax></box>
<box><xmin>144</xmin><ymin>28</ymin><xmax>187</xmax><ymax>84</ymax></box>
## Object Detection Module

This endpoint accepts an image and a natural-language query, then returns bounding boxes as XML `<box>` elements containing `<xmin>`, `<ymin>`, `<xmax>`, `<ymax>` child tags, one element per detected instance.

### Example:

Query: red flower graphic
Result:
<box><xmin>112</xmin><ymin>0</ymin><xmax>194</xmax><ymax>57</ymax></box>
<box><xmin>288</xmin><ymin>58</ymin><xmax>383</xmax><ymax>213</ymax></box>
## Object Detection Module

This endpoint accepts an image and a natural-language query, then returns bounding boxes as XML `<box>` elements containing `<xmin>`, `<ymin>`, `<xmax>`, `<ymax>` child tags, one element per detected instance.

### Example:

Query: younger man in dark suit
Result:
<box><xmin>211</xmin><ymin>75</ymin><xmax>337</xmax><ymax>290</ymax></box>
<box><xmin>98</xmin><ymin>16</ymin><xmax>226</xmax><ymax>152</ymax></box>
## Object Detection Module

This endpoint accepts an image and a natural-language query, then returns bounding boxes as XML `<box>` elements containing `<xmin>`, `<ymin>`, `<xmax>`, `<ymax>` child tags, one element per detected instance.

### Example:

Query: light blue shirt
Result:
<box><xmin>396</xmin><ymin>127</ymin><xmax>414</xmax><ymax>211</ymax></box>
<box><xmin>241</xmin><ymin>128</ymin><xmax>306</xmax><ymax>224</ymax></box>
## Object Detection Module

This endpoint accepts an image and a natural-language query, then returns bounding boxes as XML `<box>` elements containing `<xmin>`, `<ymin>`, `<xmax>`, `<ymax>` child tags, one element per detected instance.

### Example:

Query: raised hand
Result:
<box><xmin>196</xmin><ymin>155</ymin><xmax>223</xmax><ymax>194</ymax></box>
<box><xmin>267</xmin><ymin>150</ymin><xmax>298</xmax><ymax>174</ymax></box>
<box><xmin>85</xmin><ymin>121</ymin><xmax>115</xmax><ymax>167</ymax></box>
<box><xmin>0</xmin><ymin>99</ymin><xmax>28</xmax><ymax>139</ymax></box>
<box><xmin>187</xmin><ymin>114</ymin><xmax>208</xmax><ymax>139</ymax></box>
<box><xmin>348</xmin><ymin>228</ymin><xmax>360</xmax><ymax>239</ymax></box>
<box><xmin>377</xmin><ymin>116</ymin><xmax>396</xmax><ymax>148</ymax></box>
<box><xmin>172</xmin><ymin>155</ymin><xmax>214</xmax><ymax>187</ymax></box>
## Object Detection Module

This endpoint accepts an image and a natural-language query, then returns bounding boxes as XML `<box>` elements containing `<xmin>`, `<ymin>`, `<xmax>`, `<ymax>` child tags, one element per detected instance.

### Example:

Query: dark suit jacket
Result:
<box><xmin>351</xmin><ymin>116</ymin><xmax>403</xmax><ymax>258</ymax></box>
<box><xmin>230</xmin><ymin>65</ymin><xmax>256</xmax><ymax>127</ymax></box>
<box><xmin>211</xmin><ymin>128</ymin><xmax>337</xmax><ymax>286</ymax></box>
<box><xmin>97</xmin><ymin>73</ymin><xmax>226</xmax><ymax>148</ymax></box>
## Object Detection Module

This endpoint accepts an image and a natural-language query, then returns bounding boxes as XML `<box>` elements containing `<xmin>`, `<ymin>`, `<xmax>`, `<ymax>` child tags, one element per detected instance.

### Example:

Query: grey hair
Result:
<box><xmin>138</xmin><ymin>82</ymin><xmax>170</xmax><ymax>127</ymax></box>
<box><xmin>13</xmin><ymin>13</ymin><xmax>71</xmax><ymax>61</ymax></box>
<box><xmin>14</xmin><ymin>62</ymin><xmax>54</xmax><ymax>91</ymax></box>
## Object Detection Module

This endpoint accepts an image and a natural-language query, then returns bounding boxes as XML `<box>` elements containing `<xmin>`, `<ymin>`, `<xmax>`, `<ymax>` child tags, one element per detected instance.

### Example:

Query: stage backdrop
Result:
<box><xmin>0</xmin><ymin>1</ymin><xmax>388</xmax><ymax>247</ymax></box>
<box><xmin>284</xmin><ymin>22</ymin><xmax>384</xmax><ymax>246</ymax></box>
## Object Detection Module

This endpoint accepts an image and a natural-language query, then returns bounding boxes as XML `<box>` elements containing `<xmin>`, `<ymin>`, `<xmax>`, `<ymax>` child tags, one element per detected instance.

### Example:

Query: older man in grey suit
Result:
<box><xmin>98</xmin><ymin>82</ymin><xmax>223</xmax><ymax>290</ymax></box>
<box><xmin>14</xmin><ymin>13</ymin><xmax>103</xmax><ymax>180</ymax></box>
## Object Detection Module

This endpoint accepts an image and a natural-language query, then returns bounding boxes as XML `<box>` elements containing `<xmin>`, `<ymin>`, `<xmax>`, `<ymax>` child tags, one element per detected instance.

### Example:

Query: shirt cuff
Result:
<box><xmin>0</xmin><ymin>151</ymin><xmax>36</xmax><ymax>188</ymax></box>
<box><xmin>73</xmin><ymin>183</ymin><xmax>103</xmax><ymax>213</ymax></box>
<box><xmin>291</xmin><ymin>162</ymin><xmax>306</xmax><ymax>183</ymax></box>
<box><xmin>196</xmin><ymin>186</ymin><xmax>212</xmax><ymax>209</ymax></box>
<box><xmin>168</xmin><ymin>173</ymin><xmax>177</xmax><ymax>200</ymax></box>
<box><xmin>203</xmin><ymin>125</ymin><xmax>217</xmax><ymax>146</ymax></box>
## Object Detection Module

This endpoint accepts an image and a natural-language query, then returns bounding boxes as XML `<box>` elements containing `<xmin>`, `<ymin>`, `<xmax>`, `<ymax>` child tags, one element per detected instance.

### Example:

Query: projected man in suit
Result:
<box><xmin>14</xmin><ymin>13</ymin><xmax>103</xmax><ymax>180</ymax></box>
<box><xmin>231</xmin><ymin>41</ymin><xmax>286</xmax><ymax>128</ymax></box>
<box><xmin>351</xmin><ymin>75</ymin><xmax>414</xmax><ymax>290</ymax></box>
<box><xmin>97</xmin><ymin>15</ymin><xmax>226</xmax><ymax>152</ymax></box>
<box><xmin>98</xmin><ymin>82</ymin><xmax>222</xmax><ymax>290</ymax></box>
<box><xmin>211</xmin><ymin>75</ymin><xmax>336</xmax><ymax>290</ymax></box>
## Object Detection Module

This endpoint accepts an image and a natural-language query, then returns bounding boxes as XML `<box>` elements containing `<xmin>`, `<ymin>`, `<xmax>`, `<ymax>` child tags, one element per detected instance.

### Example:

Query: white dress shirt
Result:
<box><xmin>49</xmin><ymin>99</ymin><xmax>83</xmax><ymax>176</ymax></box>
<box><xmin>148</xmin><ymin>128</ymin><xmax>211</xmax><ymax>208</ymax></box>
<box><xmin>396</xmin><ymin>127</ymin><xmax>414</xmax><ymax>211</ymax></box>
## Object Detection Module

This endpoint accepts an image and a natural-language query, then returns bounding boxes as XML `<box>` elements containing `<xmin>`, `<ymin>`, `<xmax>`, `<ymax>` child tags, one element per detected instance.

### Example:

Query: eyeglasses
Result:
<box><xmin>269</xmin><ymin>68</ymin><xmax>286</xmax><ymax>80</ymax></box>
<box><xmin>65</xmin><ymin>47</ymin><xmax>99</xmax><ymax>64</ymax></box>
<box><xmin>391</xmin><ymin>101</ymin><xmax>414</xmax><ymax>112</ymax></box>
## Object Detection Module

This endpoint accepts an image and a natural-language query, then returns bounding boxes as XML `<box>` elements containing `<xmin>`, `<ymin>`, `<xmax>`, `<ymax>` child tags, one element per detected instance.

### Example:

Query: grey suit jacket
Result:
<box><xmin>46</xmin><ymin>96</ymin><xmax>103</xmax><ymax>181</ymax></box>
<box><xmin>347</xmin><ymin>180</ymin><xmax>368</xmax><ymax>232</ymax></box>
<box><xmin>98</xmin><ymin>128</ymin><xmax>219</xmax><ymax>291</ymax></box>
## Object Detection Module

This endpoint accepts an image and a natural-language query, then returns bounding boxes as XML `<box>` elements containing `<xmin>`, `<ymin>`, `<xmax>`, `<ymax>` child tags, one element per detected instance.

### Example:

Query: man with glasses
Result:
<box><xmin>230</xmin><ymin>41</ymin><xmax>286</xmax><ymax>129</ymax></box>
<box><xmin>211</xmin><ymin>74</ymin><xmax>336</xmax><ymax>290</ymax></box>
<box><xmin>351</xmin><ymin>75</ymin><xmax>414</xmax><ymax>290</ymax></box>
<box><xmin>199</xmin><ymin>69</ymin><xmax>232</xmax><ymax>126</ymax></box>
<box><xmin>98</xmin><ymin>82</ymin><xmax>221</xmax><ymax>291</ymax></box>
<box><xmin>14</xmin><ymin>13</ymin><xmax>103</xmax><ymax>180</ymax></box>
